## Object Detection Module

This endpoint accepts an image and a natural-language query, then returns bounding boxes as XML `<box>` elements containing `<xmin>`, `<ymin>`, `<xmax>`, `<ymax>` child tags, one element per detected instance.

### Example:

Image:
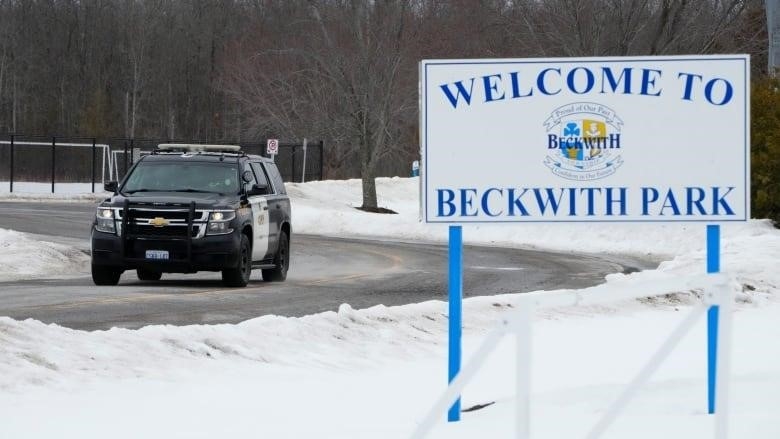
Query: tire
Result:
<box><xmin>136</xmin><ymin>268</ymin><xmax>163</xmax><ymax>281</ymax></box>
<box><xmin>222</xmin><ymin>234</ymin><xmax>251</xmax><ymax>287</ymax></box>
<box><xmin>92</xmin><ymin>264</ymin><xmax>122</xmax><ymax>286</ymax></box>
<box><xmin>262</xmin><ymin>231</ymin><xmax>289</xmax><ymax>282</ymax></box>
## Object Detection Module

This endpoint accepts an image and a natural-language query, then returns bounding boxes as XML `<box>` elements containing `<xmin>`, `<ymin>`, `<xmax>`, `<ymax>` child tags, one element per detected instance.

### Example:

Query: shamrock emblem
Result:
<box><xmin>563</xmin><ymin>122</ymin><xmax>580</xmax><ymax>137</ymax></box>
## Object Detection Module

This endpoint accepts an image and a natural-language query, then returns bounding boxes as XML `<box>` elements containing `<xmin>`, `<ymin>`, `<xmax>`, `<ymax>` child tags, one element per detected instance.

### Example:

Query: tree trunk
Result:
<box><xmin>130</xmin><ymin>51</ymin><xmax>141</xmax><ymax>139</ymax></box>
<box><xmin>167</xmin><ymin>80</ymin><xmax>175</xmax><ymax>139</ymax></box>
<box><xmin>12</xmin><ymin>70</ymin><xmax>16</xmax><ymax>132</ymax></box>
<box><xmin>124</xmin><ymin>91</ymin><xmax>129</xmax><ymax>137</ymax></box>
<box><xmin>130</xmin><ymin>88</ymin><xmax>137</xmax><ymax>138</ymax></box>
<box><xmin>0</xmin><ymin>48</ymin><xmax>5</xmax><ymax>116</ymax></box>
<box><xmin>59</xmin><ymin>76</ymin><xmax>66</xmax><ymax>130</ymax></box>
<box><xmin>361</xmin><ymin>162</ymin><xmax>378</xmax><ymax>210</ymax></box>
<box><xmin>235</xmin><ymin>98</ymin><xmax>241</xmax><ymax>142</ymax></box>
<box><xmin>359</xmin><ymin>120</ymin><xmax>379</xmax><ymax>209</ymax></box>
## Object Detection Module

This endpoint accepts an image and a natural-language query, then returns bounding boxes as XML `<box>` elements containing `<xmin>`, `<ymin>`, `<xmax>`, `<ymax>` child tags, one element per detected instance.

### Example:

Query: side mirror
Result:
<box><xmin>104</xmin><ymin>181</ymin><xmax>118</xmax><ymax>193</ymax></box>
<box><xmin>247</xmin><ymin>183</ymin><xmax>269</xmax><ymax>196</ymax></box>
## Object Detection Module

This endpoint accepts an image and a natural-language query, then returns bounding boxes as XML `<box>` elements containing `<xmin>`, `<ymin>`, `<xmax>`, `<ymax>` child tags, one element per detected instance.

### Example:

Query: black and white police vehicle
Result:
<box><xmin>91</xmin><ymin>144</ymin><xmax>291</xmax><ymax>287</ymax></box>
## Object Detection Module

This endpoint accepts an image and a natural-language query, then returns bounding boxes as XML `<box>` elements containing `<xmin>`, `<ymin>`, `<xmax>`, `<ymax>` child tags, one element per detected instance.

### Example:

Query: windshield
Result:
<box><xmin>122</xmin><ymin>162</ymin><xmax>239</xmax><ymax>195</ymax></box>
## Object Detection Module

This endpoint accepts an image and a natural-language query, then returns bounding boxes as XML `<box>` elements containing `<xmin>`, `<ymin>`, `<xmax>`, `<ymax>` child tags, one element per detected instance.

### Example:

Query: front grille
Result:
<box><xmin>121</xmin><ymin>206</ymin><xmax>207</xmax><ymax>239</ymax></box>
<box><xmin>129</xmin><ymin>210</ymin><xmax>192</xmax><ymax>221</ymax></box>
<box><xmin>128</xmin><ymin>224</ymin><xmax>197</xmax><ymax>238</ymax></box>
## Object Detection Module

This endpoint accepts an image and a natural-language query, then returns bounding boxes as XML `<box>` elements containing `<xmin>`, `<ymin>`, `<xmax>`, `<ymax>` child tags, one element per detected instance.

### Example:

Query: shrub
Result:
<box><xmin>751</xmin><ymin>77</ymin><xmax>780</xmax><ymax>227</ymax></box>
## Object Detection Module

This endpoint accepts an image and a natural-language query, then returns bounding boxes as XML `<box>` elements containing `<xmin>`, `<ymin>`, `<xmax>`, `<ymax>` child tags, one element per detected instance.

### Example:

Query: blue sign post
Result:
<box><xmin>448</xmin><ymin>225</ymin><xmax>463</xmax><ymax>422</ymax></box>
<box><xmin>707</xmin><ymin>224</ymin><xmax>720</xmax><ymax>414</ymax></box>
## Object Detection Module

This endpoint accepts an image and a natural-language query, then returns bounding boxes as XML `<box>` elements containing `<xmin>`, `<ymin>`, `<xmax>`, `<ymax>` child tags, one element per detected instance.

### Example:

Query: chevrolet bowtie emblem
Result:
<box><xmin>149</xmin><ymin>217</ymin><xmax>169</xmax><ymax>227</ymax></box>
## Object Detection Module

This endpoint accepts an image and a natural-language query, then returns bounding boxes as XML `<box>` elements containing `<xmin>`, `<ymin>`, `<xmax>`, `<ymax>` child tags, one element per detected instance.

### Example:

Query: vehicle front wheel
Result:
<box><xmin>222</xmin><ymin>234</ymin><xmax>251</xmax><ymax>287</ymax></box>
<box><xmin>92</xmin><ymin>264</ymin><xmax>122</xmax><ymax>286</ymax></box>
<box><xmin>262</xmin><ymin>231</ymin><xmax>289</xmax><ymax>282</ymax></box>
<box><xmin>136</xmin><ymin>268</ymin><xmax>163</xmax><ymax>281</ymax></box>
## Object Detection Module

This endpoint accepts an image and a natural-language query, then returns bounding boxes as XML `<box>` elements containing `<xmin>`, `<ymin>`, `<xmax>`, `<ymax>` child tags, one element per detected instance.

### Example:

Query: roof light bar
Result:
<box><xmin>157</xmin><ymin>143</ymin><xmax>241</xmax><ymax>152</ymax></box>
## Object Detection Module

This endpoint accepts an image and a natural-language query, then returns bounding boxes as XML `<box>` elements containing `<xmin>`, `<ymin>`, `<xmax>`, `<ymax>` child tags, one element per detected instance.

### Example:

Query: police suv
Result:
<box><xmin>91</xmin><ymin>144</ymin><xmax>291</xmax><ymax>287</ymax></box>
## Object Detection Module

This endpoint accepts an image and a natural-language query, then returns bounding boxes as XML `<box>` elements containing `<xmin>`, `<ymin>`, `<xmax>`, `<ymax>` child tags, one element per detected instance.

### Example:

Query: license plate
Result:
<box><xmin>145</xmin><ymin>250</ymin><xmax>169</xmax><ymax>260</ymax></box>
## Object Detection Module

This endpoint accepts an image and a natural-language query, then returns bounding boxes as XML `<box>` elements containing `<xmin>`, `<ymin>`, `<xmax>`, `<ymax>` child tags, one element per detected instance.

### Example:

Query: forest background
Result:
<box><xmin>0</xmin><ymin>0</ymin><xmax>776</xmax><ymax>221</ymax></box>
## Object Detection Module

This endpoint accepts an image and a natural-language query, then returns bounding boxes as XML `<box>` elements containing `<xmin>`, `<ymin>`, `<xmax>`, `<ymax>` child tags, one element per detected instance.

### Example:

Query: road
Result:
<box><xmin>0</xmin><ymin>201</ymin><xmax>654</xmax><ymax>330</ymax></box>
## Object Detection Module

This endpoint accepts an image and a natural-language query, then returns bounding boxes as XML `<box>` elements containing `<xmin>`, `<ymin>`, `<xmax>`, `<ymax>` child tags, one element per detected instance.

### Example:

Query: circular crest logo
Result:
<box><xmin>543</xmin><ymin>102</ymin><xmax>624</xmax><ymax>181</ymax></box>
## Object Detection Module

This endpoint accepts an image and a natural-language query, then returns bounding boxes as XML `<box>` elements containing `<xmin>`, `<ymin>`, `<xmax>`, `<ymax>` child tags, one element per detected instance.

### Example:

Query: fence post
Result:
<box><xmin>129</xmin><ymin>138</ymin><xmax>135</xmax><ymax>168</ymax></box>
<box><xmin>301</xmin><ymin>138</ymin><xmax>308</xmax><ymax>183</ymax></box>
<box><xmin>291</xmin><ymin>145</ymin><xmax>297</xmax><ymax>182</ymax></box>
<box><xmin>319</xmin><ymin>140</ymin><xmax>324</xmax><ymax>180</ymax></box>
<box><xmin>124</xmin><ymin>140</ymin><xmax>129</xmax><ymax>177</ymax></box>
<box><xmin>9</xmin><ymin>134</ymin><xmax>14</xmax><ymax>193</ymax></box>
<box><xmin>51</xmin><ymin>137</ymin><xmax>56</xmax><ymax>194</ymax></box>
<box><xmin>91</xmin><ymin>138</ymin><xmax>96</xmax><ymax>193</ymax></box>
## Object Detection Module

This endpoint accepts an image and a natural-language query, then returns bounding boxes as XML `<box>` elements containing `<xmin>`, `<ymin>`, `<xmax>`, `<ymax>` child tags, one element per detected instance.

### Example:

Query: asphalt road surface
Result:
<box><xmin>0</xmin><ymin>201</ymin><xmax>655</xmax><ymax>330</ymax></box>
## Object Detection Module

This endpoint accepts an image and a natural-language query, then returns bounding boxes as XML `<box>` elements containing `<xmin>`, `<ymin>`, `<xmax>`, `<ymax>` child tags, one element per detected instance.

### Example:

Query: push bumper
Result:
<box><xmin>91</xmin><ymin>229</ymin><xmax>241</xmax><ymax>273</ymax></box>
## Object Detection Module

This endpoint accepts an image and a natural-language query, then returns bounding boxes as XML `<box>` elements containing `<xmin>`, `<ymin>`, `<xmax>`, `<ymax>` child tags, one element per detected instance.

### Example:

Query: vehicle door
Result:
<box><xmin>243</xmin><ymin>162</ymin><xmax>269</xmax><ymax>261</ymax></box>
<box><xmin>250</xmin><ymin>162</ymin><xmax>282</xmax><ymax>256</ymax></box>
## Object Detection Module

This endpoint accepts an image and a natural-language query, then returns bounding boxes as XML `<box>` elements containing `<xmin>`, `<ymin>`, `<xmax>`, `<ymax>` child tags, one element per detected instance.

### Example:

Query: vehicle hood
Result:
<box><xmin>105</xmin><ymin>192</ymin><xmax>238</xmax><ymax>210</ymax></box>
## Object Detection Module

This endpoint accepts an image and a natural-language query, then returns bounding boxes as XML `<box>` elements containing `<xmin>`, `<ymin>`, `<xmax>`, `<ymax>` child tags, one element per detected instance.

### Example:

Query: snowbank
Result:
<box><xmin>0</xmin><ymin>248</ymin><xmax>774</xmax><ymax>392</ymax></box>
<box><xmin>0</xmin><ymin>229</ymin><xmax>89</xmax><ymax>280</ymax></box>
<box><xmin>0</xmin><ymin>291</ymin><xmax>778</xmax><ymax>438</ymax></box>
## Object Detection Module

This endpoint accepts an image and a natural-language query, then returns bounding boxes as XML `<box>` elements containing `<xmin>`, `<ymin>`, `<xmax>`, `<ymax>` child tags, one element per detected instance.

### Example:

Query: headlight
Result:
<box><xmin>206</xmin><ymin>210</ymin><xmax>235</xmax><ymax>236</ymax></box>
<box><xmin>209</xmin><ymin>211</ymin><xmax>235</xmax><ymax>222</ymax></box>
<box><xmin>95</xmin><ymin>208</ymin><xmax>116</xmax><ymax>234</ymax></box>
<box><xmin>97</xmin><ymin>208</ymin><xmax>114</xmax><ymax>219</ymax></box>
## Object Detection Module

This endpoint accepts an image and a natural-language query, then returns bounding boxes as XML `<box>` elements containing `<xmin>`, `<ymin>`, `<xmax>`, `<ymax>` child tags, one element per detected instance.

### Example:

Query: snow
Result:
<box><xmin>0</xmin><ymin>181</ymin><xmax>109</xmax><ymax>201</ymax></box>
<box><xmin>0</xmin><ymin>177</ymin><xmax>779</xmax><ymax>438</ymax></box>
<box><xmin>1</xmin><ymin>300</ymin><xmax>778</xmax><ymax>438</ymax></box>
<box><xmin>0</xmin><ymin>229</ymin><xmax>89</xmax><ymax>280</ymax></box>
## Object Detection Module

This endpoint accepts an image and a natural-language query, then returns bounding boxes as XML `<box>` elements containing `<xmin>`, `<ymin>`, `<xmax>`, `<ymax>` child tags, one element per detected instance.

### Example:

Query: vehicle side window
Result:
<box><xmin>250</xmin><ymin>162</ymin><xmax>273</xmax><ymax>194</ymax></box>
<box><xmin>243</xmin><ymin>163</ymin><xmax>257</xmax><ymax>193</ymax></box>
<box><xmin>266</xmin><ymin>163</ymin><xmax>287</xmax><ymax>195</ymax></box>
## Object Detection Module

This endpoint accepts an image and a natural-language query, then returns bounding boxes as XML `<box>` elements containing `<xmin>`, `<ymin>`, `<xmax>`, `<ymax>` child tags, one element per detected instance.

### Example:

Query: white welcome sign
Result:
<box><xmin>420</xmin><ymin>55</ymin><xmax>750</xmax><ymax>223</ymax></box>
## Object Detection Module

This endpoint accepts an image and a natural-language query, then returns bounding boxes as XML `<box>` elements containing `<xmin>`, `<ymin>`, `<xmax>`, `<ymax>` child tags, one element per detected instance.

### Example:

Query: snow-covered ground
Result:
<box><xmin>0</xmin><ymin>177</ymin><xmax>778</xmax><ymax>438</ymax></box>
<box><xmin>0</xmin><ymin>229</ymin><xmax>89</xmax><ymax>281</ymax></box>
<box><xmin>0</xmin><ymin>181</ymin><xmax>107</xmax><ymax>201</ymax></box>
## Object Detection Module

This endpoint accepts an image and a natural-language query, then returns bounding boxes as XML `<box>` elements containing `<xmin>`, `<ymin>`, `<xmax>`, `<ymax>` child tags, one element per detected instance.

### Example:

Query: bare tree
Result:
<box><xmin>498</xmin><ymin>0</ymin><xmax>760</xmax><ymax>57</ymax></box>
<box><xmin>120</xmin><ymin>0</ymin><xmax>159</xmax><ymax>138</ymax></box>
<box><xmin>307</xmin><ymin>0</ymin><xmax>416</xmax><ymax>210</ymax></box>
<box><xmin>225</xmin><ymin>0</ymin><xmax>417</xmax><ymax>209</ymax></box>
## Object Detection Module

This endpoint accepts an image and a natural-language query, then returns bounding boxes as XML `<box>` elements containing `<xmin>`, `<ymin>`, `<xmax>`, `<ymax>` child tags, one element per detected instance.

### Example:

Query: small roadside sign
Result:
<box><xmin>266</xmin><ymin>139</ymin><xmax>279</xmax><ymax>155</ymax></box>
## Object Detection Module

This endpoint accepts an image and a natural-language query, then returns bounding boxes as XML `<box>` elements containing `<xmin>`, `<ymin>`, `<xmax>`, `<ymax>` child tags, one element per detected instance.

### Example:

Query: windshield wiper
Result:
<box><xmin>124</xmin><ymin>188</ymin><xmax>159</xmax><ymax>194</ymax></box>
<box><xmin>170</xmin><ymin>188</ymin><xmax>223</xmax><ymax>195</ymax></box>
